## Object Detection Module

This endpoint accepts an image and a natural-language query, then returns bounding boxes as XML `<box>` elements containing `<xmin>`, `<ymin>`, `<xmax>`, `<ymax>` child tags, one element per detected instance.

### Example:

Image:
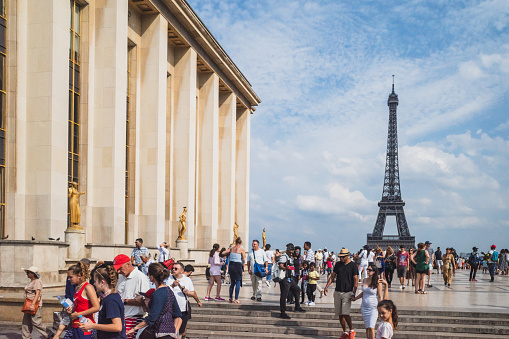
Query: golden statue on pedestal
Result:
<box><xmin>262</xmin><ymin>228</ymin><xmax>266</xmax><ymax>248</ymax></box>
<box><xmin>230</xmin><ymin>222</ymin><xmax>239</xmax><ymax>247</ymax></box>
<box><xmin>68</xmin><ymin>182</ymin><xmax>85</xmax><ymax>229</ymax></box>
<box><xmin>177</xmin><ymin>207</ymin><xmax>187</xmax><ymax>240</ymax></box>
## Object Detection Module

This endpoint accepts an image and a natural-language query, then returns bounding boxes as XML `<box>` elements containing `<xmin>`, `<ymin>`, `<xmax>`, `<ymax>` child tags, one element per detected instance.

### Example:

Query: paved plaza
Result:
<box><xmin>1</xmin><ymin>267</ymin><xmax>508</xmax><ymax>338</ymax></box>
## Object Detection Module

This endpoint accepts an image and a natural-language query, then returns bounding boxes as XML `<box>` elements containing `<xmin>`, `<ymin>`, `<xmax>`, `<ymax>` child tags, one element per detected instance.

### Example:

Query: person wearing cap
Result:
<box><xmin>468</xmin><ymin>246</ymin><xmax>481</xmax><ymax>282</ymax></box>
<box><xmin>487</xmin><ymin>244</ymin><xmax>499</xmax><ymax>282</ymax></box>
<box><xmin>315</xmin><ymin>249</ymin><xmax>324</xmax><ymax>274</ymax></box>
<box><xmin>114</xmin><ymin>254</ymin><xmax>150</xmax><ymax>338</ymax></box>
<box><xmin>22</xmin><ymin>266</ymin><xmax>50</xmax><ymax>339</ymax></box>
<box><xmin>424</xmin><ymin>241</ymin><xmax>434</xmax><ymax>288</ymax></box>
<box><xmin>324</xmin><ymin>248</ymin><xmax>358</xmax><ymax>339</ymax></box>
<box><xmin>278</xmin><ymin>243</ymin><xmax>306</xmax><ymax>319</ymax></box>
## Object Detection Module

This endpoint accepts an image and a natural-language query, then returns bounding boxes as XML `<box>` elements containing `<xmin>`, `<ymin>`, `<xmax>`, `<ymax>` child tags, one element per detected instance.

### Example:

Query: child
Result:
<box><xmin>79</xmin><ymin>265</ymin><xmax>126</xmax><ymax>338</ymax></box>
<box><xmin>376</xmin><ymin>300</ymin><xmax>398</xmax><ymax>339</ymax></box>
<box><xmin>306</xmin><ymin>262</ymin><xmax>319</xmax><ymax>306</ymax></box>
<box><xmin>68</xmin><ymin>262</ymin><xmax>100</xmax><ymax>338</ymax></box>
<box><xmin>300</xmin><ymin>262</ymin><xmax>309</xmax><ymax>304</ymax></box>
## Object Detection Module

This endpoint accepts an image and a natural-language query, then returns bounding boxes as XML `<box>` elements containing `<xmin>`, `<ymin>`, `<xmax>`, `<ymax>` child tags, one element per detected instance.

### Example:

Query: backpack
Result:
<box><xmin>272</xmin><ymin>253</ymin><xmax>288</xmax><ymax>283</ymax></box>
<box><xmin>468</xmin><ymin>253</ymin><xmax>477</xmax><ymax>265</ymax></box>
<box><xmin>491</xmin><ymin>251</ymin><xmax>499</xmax><ymax>262</ymax></box>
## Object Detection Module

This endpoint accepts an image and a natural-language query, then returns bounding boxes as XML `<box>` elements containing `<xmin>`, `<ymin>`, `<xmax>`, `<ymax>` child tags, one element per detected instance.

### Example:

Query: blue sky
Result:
<box><xmin>187</xmin><ymin>0</ymin><xmax>509</xmax><ymax>254</ymax></box>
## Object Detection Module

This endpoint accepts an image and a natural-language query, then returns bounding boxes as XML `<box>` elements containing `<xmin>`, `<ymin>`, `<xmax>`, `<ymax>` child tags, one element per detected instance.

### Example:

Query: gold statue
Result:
<box><xmin>177</xmin><ymin>207</ymin><xmax>187</xmax><ymax>240</ymax></box>
<box><xmin>262</xmin><ymin>228</ymin><xmax>266</xmax><ymax>248</ymax></box>
<box><xmin>68</xmin><ymin>182</ymin><xmax>85</xmax><ymax>229</ymax></box>
<box><xmin>231</xmin><ymin>222</ymin><xmax>239</xmax><ymax>247</ymax></box>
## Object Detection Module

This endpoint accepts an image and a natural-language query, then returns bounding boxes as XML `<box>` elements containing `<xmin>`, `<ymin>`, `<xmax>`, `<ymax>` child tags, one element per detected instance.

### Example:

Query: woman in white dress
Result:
<box><xmin>353</xmin><ymin>263</ymin><xmax>389</xmax><ymax>339</ymax></box>
<box><xmin>358</xmin><ymin>245</ymin><xmax>370</xmax><ymax>280</ymax></box>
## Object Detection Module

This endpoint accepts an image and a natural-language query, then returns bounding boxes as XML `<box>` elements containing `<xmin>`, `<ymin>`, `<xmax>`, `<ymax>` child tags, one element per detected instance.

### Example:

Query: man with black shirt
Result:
<box><xmin>324</xmin><ymin>248</ymin><xmax>358</xmax><ymax>339</ymax></box>
<box><xmin>278</xmin><ymin>243</ymin><xmax>306</xmax><ymax>319</ymax></box>
<box><xmin>435</xmin><ymin>247</ymin><xmax>442</xmax><ymax>274</ymax></box>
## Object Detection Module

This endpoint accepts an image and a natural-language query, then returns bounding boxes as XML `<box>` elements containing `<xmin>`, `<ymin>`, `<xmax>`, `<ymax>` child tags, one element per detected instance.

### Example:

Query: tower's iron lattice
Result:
<box><xmin>367</xmin><ymin>80</ymin><xmax>415</xmax><ymax>250</ymax></box>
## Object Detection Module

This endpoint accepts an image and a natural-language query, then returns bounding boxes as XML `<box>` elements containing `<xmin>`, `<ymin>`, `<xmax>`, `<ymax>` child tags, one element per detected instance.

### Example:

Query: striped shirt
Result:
<box><xmin>305</xmin><ymin>249</ymin><xmax>315</xmax><ymax>263</ymax></box>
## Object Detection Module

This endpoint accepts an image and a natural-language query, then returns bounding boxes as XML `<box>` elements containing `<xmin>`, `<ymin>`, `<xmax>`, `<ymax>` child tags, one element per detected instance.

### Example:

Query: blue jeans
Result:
<box><xmin>488</xmin><ymin>263</ymin><xmax>496</xmax><ymax>279</ymax></box>
<box><xmin>229</xmin><ymin>280</ymin><xmax>241</xmax><ymax>300</ymax></box>
<box><xmin>266</xmin><ymin>264</ymin><xmax>273</xmax><ymax>282</ymax></box>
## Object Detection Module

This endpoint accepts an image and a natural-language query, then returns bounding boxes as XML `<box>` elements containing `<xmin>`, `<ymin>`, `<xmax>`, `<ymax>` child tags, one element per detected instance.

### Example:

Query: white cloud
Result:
<box><xmin>188</xmin><ymin>0</ymin><xmax>509</xmax><ymax>252</ymax></box>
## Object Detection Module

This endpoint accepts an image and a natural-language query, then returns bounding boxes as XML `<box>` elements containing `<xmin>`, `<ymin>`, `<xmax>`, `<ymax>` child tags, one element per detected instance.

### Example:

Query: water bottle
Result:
<box><xmin>57</xmin><ymin>296</ymin><xmax>74</xmax><ymax>308</ymax></box>
<box><xmin>79</xmin><ymin>315</ymin><xmax>89</xmax><ymax>324</ymax></box>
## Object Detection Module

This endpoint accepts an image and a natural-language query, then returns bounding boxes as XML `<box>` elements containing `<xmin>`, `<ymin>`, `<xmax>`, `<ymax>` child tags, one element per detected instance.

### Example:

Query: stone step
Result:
<box><xmin>191</xmin><ymin>308</ymin><xmax>509</xmax><ymax>326</ymax></box>
<box><xmin>187</xmin><ymin>314</ymin><xmax>509</xmax><ymax>335</ymax></box>
<box><xmin>186</xmin><ymin>328</ymin><xmax>509</xmax><ymax>339</ymax></box>
<box><xmin>195</xmin><ymin>302</ymin><xmax>509</xmax><ymax>319</ymax></box>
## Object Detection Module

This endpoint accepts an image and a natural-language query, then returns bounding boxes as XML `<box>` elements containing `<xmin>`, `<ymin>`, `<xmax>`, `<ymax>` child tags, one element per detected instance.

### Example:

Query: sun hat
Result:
<box><xmin>113</xmin><ymin>254</ymin><xmax>131</xmax><ymax>270</ymax></box>
<box><xmin>23</xmin><ymin>266</ymin><xmax>40</xmax><ymax>279</ymax></box>
<box><xmin>338</xmin><ymin>248</ymin><xmax>350</xmax><ymax>257</ymax></box>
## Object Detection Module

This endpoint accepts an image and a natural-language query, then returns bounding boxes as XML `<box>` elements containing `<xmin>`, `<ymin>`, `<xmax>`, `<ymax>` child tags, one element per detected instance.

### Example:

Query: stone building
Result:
<box><xmin>0</xmin><ymin>0</ymin><xmax>259</xmax><ymax>290</ymax></box>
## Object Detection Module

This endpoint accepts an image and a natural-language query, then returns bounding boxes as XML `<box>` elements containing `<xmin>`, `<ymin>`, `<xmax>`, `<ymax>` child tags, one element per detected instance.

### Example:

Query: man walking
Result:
<box><xmin>278</xmin><ymin>243</ymin><xmax>306</xmax><ymax>319</ymax></box>
<box><xmin>247</xmin><ymin>240</ymin><xmax>268</xmax><ymax>301</ymax></box>
<box><xmin>114</xmin><ymin>254</ymin><xmax>150</xmax><ymax>338</ymax></box>
<box><xmin>324</xmin><ymin>248</ymin><xmax>358</xmax><ymax>339</ymax></box>
<box><xmin>166</xmin><ymin>262</ymin><xmax>202</xmax><ymax>339</ymax></box>
<box><xmin>425</xmin><ymin>241</ymin><xmax>434</xmax><ymax>287</ymax></box>
<box><xmin>396</xmin><ymin>245</ymin><xmax>409</xmax><ymax>289</ymax></box>
<box><xmin>131</xmin><ymin>238</ymin><xmax>149</xmax><ymax>269</ymax></box>
<box><xmin>435</xmin><ymin>247</ymin><xmax>443</xmax><ymax>274</ymax></box>
<box><xmin>469</xmin><ymin>247</ymin><xmax>480</xmax><ymax>282</ymax></box>
<box><xmin>487</xmin><ymin>244</ymin><xmax>499</xmax><ymax>282</ymax></box>
<box><xmin>315</xmin><ymin>249</ymin><xmax>324</xmax><ymax>274</ymax></box>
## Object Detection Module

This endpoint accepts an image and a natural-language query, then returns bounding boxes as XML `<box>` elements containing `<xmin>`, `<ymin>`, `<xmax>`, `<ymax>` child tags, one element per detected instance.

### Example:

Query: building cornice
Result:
<box><xmin>150</xmin><ymin>0</ymin><xmax>261</xmax><ymax>112</ymax></box>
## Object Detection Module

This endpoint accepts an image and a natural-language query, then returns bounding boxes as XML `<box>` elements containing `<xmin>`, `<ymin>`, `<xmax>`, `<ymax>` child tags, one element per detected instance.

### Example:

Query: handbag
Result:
<box><xmin>21</xmin><ymin>297</ymin><xmax>40</xmax><ymax>315</ymax></box>
<box><xmin>252</xmin><ymin>250</ymin><xmax>266</xmax><ymax>278</ymax></box>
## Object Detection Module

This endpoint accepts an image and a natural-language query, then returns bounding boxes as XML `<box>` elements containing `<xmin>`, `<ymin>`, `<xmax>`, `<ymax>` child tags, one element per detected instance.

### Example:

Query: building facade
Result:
<box><xmin>0</xmin><ymin>0</ymin><xmax>259</xmax><ymax>289</ymax></box>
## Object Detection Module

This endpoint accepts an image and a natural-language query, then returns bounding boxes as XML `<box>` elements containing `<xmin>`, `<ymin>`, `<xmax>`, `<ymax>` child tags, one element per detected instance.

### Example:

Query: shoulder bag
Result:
<box><xmin>21</xmin><ymin>296</ymin><xmax>40</xmax><ymax>315</ymax></box>
<box><xmin>252</xmin><ymin>250</ymin><xmax>266</xmax><ymax>278</ymax></box>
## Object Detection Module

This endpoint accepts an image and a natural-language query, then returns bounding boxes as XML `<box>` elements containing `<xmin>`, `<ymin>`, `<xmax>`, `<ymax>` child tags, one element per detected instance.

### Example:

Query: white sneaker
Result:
<box><xmin>304</xmin><ymin>301</ymin><xmax>310</xmax><ymax>305</ymax></box>
<box><xmin>265</xmin><ymin>281</ymin><xmax>270</xmax><ymax>287</ymax></box>
<box><xmin>399</xmin><ymin>285</ymin><xmax>404</xmax><ymax>289</ymax></box>
<box><xmin>308</xmin><ymin>301</ymin><xmax>315</xmax><ymax>306</ymax></box>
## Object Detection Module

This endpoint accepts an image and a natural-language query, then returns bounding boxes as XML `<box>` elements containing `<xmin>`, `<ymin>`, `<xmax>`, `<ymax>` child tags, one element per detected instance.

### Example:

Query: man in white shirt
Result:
<box><xmin>323</xmin><ymin>248</ymin><xmax>329</xmax><ymax>273</ymax></box>
<box><xmin>166</xmin><ymin>262</ymin><xmax>202</xmax><ymax>339</ymax></box>
<box><xmin>304</xmin><ymin>241</ymin><xmax>315</xmax><ymax>263</ymax></box>
<box><xmin>114</xmin><ymin>254</ymin><xmax>150</xmax><ymax>338</ymax></box>
<box><xmin>247</xmin><ymin>240</ymin><xmax>268</xmax><ymax>301</ymax></box>
<box><xmin>157</xmin><ymin>242</ymin><xmax>170</xmax><ymax>262</ymax></box>
<box><xmin>315</xmin><ymin>249</ymin><xmax>324</xmax><ymax>274</ymax></box>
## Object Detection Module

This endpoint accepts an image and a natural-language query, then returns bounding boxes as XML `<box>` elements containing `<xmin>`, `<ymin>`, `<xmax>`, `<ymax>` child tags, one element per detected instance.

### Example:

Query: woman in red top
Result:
<box><xmin>65</xmin><ymin>262</ymin><xmax>100</xmax><ymax>339</ymax></box>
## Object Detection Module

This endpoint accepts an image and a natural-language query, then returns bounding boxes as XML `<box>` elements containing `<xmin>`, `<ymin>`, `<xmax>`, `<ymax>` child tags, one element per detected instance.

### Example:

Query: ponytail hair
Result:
<box><xmin>209</xmin><ymin>243</ymin><xmax>220</xmax><ymax>257</ymax></box>
<box><xmin>377</xmin><ymin>299</ymin><xmax>398</xmax><ymax>330</ymax></box>
<box><xmin>148</xmin><ymin>263</ymin><xmax>170</xmax><ymax>284</ymax></box>
<box><xmin>68</xmin><ymin>261</ymin><xmax>90</xmax><ymax>281</ymax></box>
<box><xmin>94</xmin><ymin>265</ymin><xmax>118</xmax><ymax>289</ymax></box>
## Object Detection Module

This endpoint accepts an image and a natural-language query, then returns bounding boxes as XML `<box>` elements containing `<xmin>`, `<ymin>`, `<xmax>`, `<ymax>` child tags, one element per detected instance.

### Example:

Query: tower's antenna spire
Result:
<box><xmin>392</xmin><ymin>75</ymin><xmax>395</xmax><ymax>93</ymax></box>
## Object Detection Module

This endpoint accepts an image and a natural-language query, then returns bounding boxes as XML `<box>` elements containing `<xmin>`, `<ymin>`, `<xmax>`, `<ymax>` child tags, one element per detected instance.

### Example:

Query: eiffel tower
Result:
<box><xmin>367</xmin><ymin>78</ymin><xmax>415</xmax><ymax>250</ymax></box>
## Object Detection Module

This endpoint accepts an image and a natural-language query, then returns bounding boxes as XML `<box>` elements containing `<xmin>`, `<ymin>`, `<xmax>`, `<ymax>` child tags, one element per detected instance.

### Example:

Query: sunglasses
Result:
<box><xmin>366</xmin><ymin>269</ymin><xmax>374</xmax><ymax>272</ymax></box>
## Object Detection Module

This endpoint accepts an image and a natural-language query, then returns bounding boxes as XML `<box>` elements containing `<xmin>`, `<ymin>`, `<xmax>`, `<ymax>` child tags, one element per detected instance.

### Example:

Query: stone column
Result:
<box><xmin>236</xmin><ymin>108</ymin><xmax>251</xmax><ymax>244</ymax></box>
<box><xmin>88</xmin><ymin>0</ymin><xmax>128</xmax><ymax>244</ymax></box>
<box><xmin>196</xmin><ymin>72</ymin><xmax>219</xmax><ymax>248</ymax></box>
<box><xmin>217</xmin><ymin>93</ymin><xmax>236</xmax><ymax>247</ymax></box>
<box><xmin>172</xmin><ymin>47</ymin><xmax>197</xmax><ymax>247</ymax></box>
<box><xmin>135</xmin><ymin>14</ymin><xmax>167</xmax><ymax>245</ymax></box>
<box><xmin>24</xmin><ymin>0</ymin><xmax>69</xmax><ymax>240</ymax></box>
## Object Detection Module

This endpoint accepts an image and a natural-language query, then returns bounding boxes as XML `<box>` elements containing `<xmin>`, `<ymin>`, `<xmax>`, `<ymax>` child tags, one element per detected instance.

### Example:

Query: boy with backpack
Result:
<box><xmin>468</xmin><ymin>247</ymin><xmax>480</xmax><ymax>281</ymax></box>
<box><xmin>487</xmin><ymin>245</ymin><xmax>499</xmax><ymax>282</ymax></box>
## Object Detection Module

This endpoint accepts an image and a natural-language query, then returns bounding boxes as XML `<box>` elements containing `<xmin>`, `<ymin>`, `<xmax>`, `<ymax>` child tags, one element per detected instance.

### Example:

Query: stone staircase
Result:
<box><xmin>185</xmin><ymin>302</ymin><xmax>509</xmax><ymax>338</ymax></box>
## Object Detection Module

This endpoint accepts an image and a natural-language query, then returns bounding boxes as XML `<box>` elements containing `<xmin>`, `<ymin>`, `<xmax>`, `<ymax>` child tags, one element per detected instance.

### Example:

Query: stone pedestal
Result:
<box><xmin>65</xmin><ymin>227</ymin><xmax>86</xmax><ymax>259</ymax></box>
<box><xmin>176</xmin><ymin>239</ymin><xmax>189</xmax><ymax>259</ymax></box>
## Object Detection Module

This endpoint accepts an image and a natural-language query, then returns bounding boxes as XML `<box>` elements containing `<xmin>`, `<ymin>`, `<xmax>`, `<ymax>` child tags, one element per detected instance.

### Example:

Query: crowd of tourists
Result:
<box><xmin>21</xmin><ymin>238</ymin><xmax>199</xmax><ymax>339</ymax></box>
<box><xmin>21</xmin><ymin>237</ymin><xmax>505</xmax><ymax>339</ymax></box>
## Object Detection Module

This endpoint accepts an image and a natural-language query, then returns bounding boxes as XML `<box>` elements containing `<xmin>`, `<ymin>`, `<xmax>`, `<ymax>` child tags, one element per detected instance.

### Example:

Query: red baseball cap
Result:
<box><xmin>113</xmin><ymin>254</ymin><xmax>131</xmax><ymax>270</ymax></box>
